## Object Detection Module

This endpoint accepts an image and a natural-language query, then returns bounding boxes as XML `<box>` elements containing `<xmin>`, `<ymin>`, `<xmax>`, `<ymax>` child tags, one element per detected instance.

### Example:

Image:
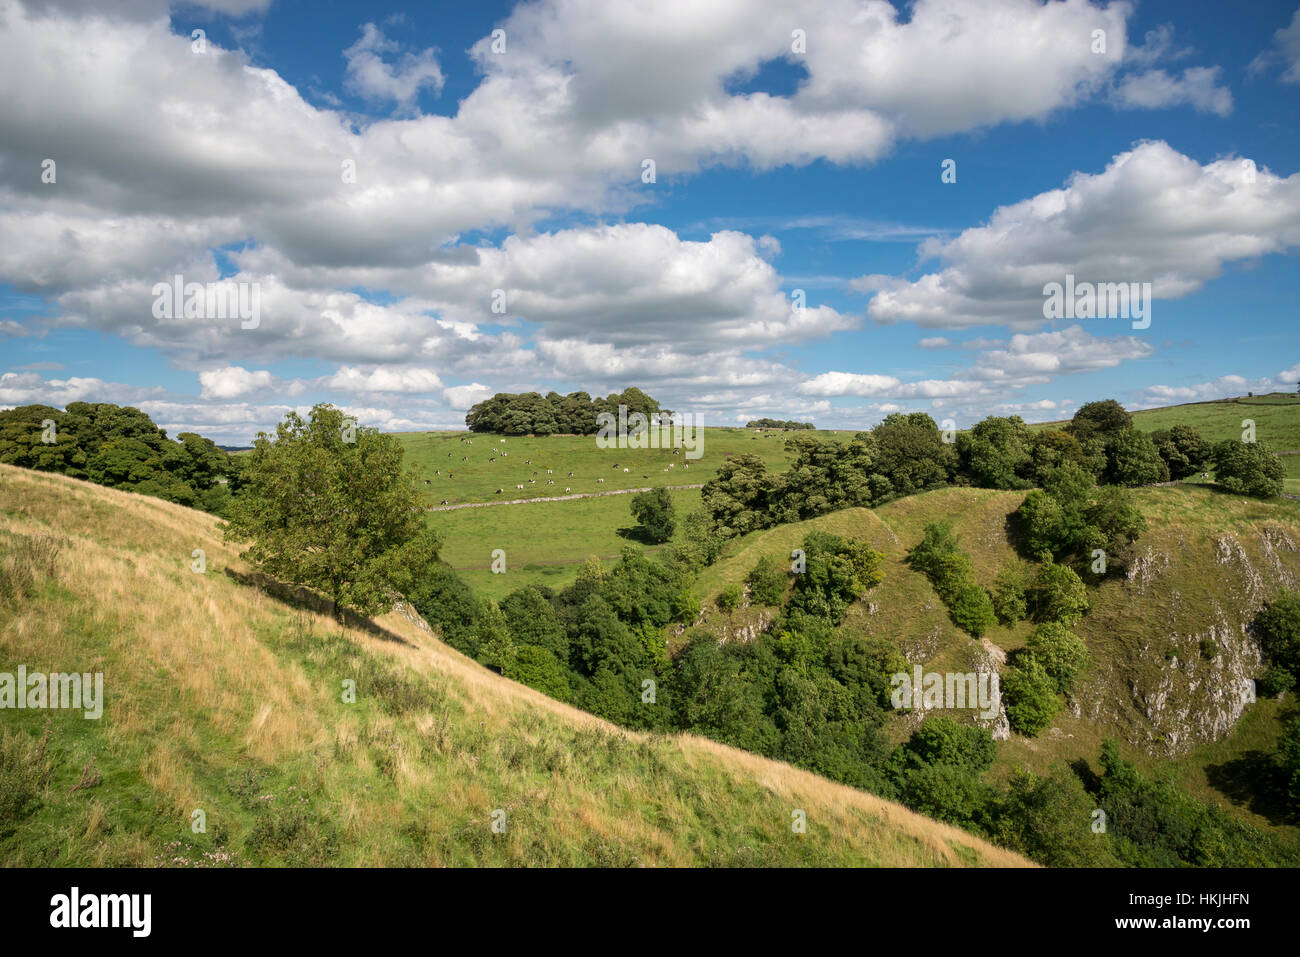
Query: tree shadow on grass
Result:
<box><xmin>1204</xmin><ymin>751</ymin><xmax>1295</xmax><ymax>826</ymax></box>
<box><xmin>615</xmin><ymin>524</ymin><xmax>659</xmax><ymax>545</ymax></box>
<box><xmin>223</xmin><ymin>568</ymin><xmax>413</xmax><ymax>646</ymax></box>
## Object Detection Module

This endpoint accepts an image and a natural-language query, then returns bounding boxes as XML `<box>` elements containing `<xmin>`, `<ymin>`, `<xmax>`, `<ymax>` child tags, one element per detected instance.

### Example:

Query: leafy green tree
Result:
<box><xmin>991</xmin><ymin>561</ymin><xmax>1029</xmax><ymax>624</ymax></box>
<box><xmin>503</xmin><ymin>645</ymin><xmax>571</xmax><ymax>702</ymax></box>
<box><xmin>957</xmin><ymin>415</ymin><xmax>1034</xmax><ymax>489</ymax></box>
<box><xmin>629</xmin><ymin>486</ymin><xmax>676</xmax><ymax>543</ymax></box>
<box><xmin>1027</xmin><ymin>429</ymin><xmax>1087</xmax><ymax>485</ymax></box>
<box><xmin>0</xmin><ymin>404</ymin><xmax>89</xmax><ymax>476</ymax></box>
<box><xmin>1152</xmin><ymin>425</ymin><xmax>1211</xmax><ymax>480</ymax></box>
<box><xmin>870</xmin><ymin>412</ymin><xmax>954</xmax><ymax>496</ymax></box>
<box><xmin>1212</xmin><ymin>440</ymin><xmax>1286</xmax><ymax>498</ymax></box>
<box><xmin>947</xmin><ymin>580</ymin><xmax>997</xmax><ymax>637</ymax></box>
<box><xmin>1254</xmin><ymin>589</ymin><xmax>1300</xmax><ymax>688</ymax></box>
<box><xmin>500</xmin><ymin>586</ymin><xmax>568</xmax><ymax>662</ymax></box>
<box><xmin>1003</xmin><ymin>657</ymin><xmax>1059</xmax><ymax>736</ymax></box>
<box><xmin>1104</xmin><ymin>428</ymin><xmax>1167</xmax><ymax>486</ymax></box>
<box><xmin>746</xmin><ymin>554</ymin><xmax>787</xmax><ymax>606</ymax></box>
<box><xmin>223</xmin><ymin>404</ymin><xmax>441</xmax><ymax>622</ymax></box>
<box><xmin>787</xmin><ymin>530</ymin><xmax>884</xmax><ymax>624</ymax></box>
<box><xmin>993</xmin><ymin>769</ymin><xmax>1119</xmax><ymax>866</ymax></box>
<box><xmin>1027</xmin><ymin>560</ymin><xmax>1090</xmax><ymax>625</ymax></box>
<box><xmin>1068</xmin><ymin>399</ymin><xmax>1132</xmax><ymax>441</ymax></box>
<box><xmin>701</xmin><ymin>453</ymin><xmax>773</xmax><ymax>535</ymax></box>
<box><xmin>716</xmin><ymin>583</ymin><xmax>743</xmax><ymax>612</ymax></box>
<box><xmin>1278</xmin><ymin>715</ymin><xmax>1300</xmax><ymax>814</ymax></box>
<box><xmin>1024</xmin><ymin>622</ymin><xmax>1089</xmax><ymax>693</ymax></box>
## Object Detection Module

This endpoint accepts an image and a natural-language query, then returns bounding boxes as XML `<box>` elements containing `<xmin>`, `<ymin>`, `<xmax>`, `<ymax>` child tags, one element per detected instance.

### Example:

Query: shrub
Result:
<box><xmin>1213</xmin><ymin>440</ymin><xmax>1285</xmax><ymax>498</ymax></box>
<box><xmin>1024</xmin><ymin>622</ymin><xmax>1089</xmax><ymax>694</ymax></box>
<box><xmin>1003</xmin><ymin>658</ymin><xmax>1059</xmax><ymax>737</ymax></box>
<box><xmin>716</xmin><ymin>583</ymin><xmax>743</xmax><ymax>613</ymax></box>
<box><xmin>948</xmin><ymin>581</ymin><xmax>997</xmax><ymax>638</ymax></box>
<box><xmin>991</xmin><ymin>562</ymin><xmax>1028</xmax><ymax>624</ymax></box>
<box><xmin>1254</xmin><ymin>589</ymin><xmax>1300</xmax><ymax>685</ymax></box>
<box><xmin>1027</xmin><ymin>561</ymin><xmax>1089</xmax><ymax>625</ymax></box>
<box><xmin>746</xmin><ymin>555</ymin><xmax>787</xmax><ymax>606</ymax></box>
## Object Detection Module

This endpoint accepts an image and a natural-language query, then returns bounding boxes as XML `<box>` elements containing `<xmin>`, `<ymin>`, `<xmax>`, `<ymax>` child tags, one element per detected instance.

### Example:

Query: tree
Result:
<box><xmin>1212</xmin><ymin>440</ymin><xmax>1285</xmax><ymax>498</ymax></box>
<box><xmin>747</xmin><ymin>554</ymin><xmax>787</xmax><ymax>606</ymax></box>
<box><xmin>1003</xmin><ymin>657</ymin><xmax>1059</xmax><ymax>736</ymax></box>
<box><xmin>1024</xmin><ymin>622</ymin><xmax>1089</xmax><ymax>693</ymax></box>
<box><xmin>991</xmin><ymin>562</ymin><xmax>1029</xmax><ymax>624</ymax></box>
<box><xmin>1254</xmin><ymin>589</ymin><xmax>1300</xmax><ymax>688</ymax></box>
<box><xmin>1104</xmin><ymin>429</ymin><xmax>1167</xmax><ymax>486</ymax></box>
<box><xmin>629</xmin><ymin>486</ymin><xmax>676</xmax><ymax>543</ymax></box>
<box><xmin>503</xmin><ymin>645</ymin><xmax>570</xmax><ymax>702</ymax></box>
<box><xmin>1152</xmin><ymin>425</ymin><xmax>1211</xmax><ymax>480</ymax></box>
<box><xmin>500</xmin><ymin>586</ymin><xmax>568</xmax><ymax>661</ymax></box>
<box><xmin>957</xmin><ymin>415</ymin><xmax>1034</xmax><ymax>489</ymax></box>
<box><xmin>1068</xmin><ymin>399</ymin><xmax>1132</xmax><ymax>441</ymax></box>
<box><xmin>222</xmin><ymin>404</ymin><xmax>441</xmax><ymax>622</ymax></box>
<box><xmin>871</xmin><ymin>412</ymin><xmax>955</xmax><ymax>496</ymax></box>
<box><xmin>1027</xmin><ymin>561</ymin><xmax>1089</xmax><ymax>625</ymax></box>
<box><xmin>701</xmin><ymin>453</ymin><xmax>772</xmax><ymax>535</ymax></box>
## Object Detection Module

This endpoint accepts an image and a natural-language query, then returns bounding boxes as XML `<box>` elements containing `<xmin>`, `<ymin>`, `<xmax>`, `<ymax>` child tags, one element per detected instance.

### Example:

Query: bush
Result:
<box><xmin>948</xmin><ymin>581</ymin><xmax>997</xmax><ymax>638</ymax></box>
<box><xmin>716</xmin><ymin>583</ymin><xmax>743</xmax><ymax>613</ymax></box>
<box><xmin>504</xmin><ymin>645</ymin><xmax>571</xmax><ymax>702</ymax></box>
<box><xmin>1027</xmin><ymin>561</ymin><xmax>1089</xmax><ymax>626</ymax></box>
<box><xmin>746</xmin><ymin>555</ymin><xmax>787</xmax><ymax>606</ymax></box>
<box><xmin>1024</xmin><ymin>622</ymin><xmax>1089</xmax><ymax>694</ymax></box>
<box><xmin>1003</xmin><ymin>658</ymin><xmax>1059</xmax><ymax>737</ymax></box>
<box><xmin>1104</xmin><ymin>429</ymin><xmax>1167</xmax><ymax>486</ymax></box>
<box><xmin>1253</xmin><ymin>589</ymin><xmax>1300</xmax><ymax>685</ymax></box>
<box><xmin>1213</xmin><ymin>440</ymin><xmax>1286</xmax><ymax>498</ymax></box>
<box><xmin>991</xmin><ymin>562</ymin><xmax>1029</xmax><ymax>624</ymax></box>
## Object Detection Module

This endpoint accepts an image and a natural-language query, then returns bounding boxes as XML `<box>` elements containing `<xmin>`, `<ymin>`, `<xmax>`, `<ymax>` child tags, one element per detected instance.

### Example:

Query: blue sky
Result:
<box><xmin>1</xmin><ymin>0</ymin><xmax>1298</xmax><ymax>443</ymax></box>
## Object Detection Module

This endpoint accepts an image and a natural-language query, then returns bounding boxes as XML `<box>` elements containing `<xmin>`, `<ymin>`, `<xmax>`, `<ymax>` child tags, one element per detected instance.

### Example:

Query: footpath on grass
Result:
<box><xmin>426</xmin><ymin>483</ymin><xmax>704</xmax><ymax>511</ymax></box>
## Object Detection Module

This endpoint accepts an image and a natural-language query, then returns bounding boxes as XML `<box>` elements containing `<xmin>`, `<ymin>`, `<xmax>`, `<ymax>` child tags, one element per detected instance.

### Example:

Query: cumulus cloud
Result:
<box><xmin>859</xmin><ymin>142</ymin><xmax>1300</xmax><ymax>329</ymax></box>
<box><xmin>1111</xmin><ymin>66</ymin><xmax>1232</xmax><ymax>116</ymax></box>
<box><xmin>343</xmin><ymin>22</ymin><xmax>444</xmax><ymax>111</ymax></box>
<box><xmin>198</xmin><ymin>365</ymin><xmax>275</xmax><ymax>399</ymax></box>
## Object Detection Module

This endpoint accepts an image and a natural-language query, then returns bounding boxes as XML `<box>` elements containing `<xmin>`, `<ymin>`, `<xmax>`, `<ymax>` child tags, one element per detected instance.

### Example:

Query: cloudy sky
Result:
<box><xmin>1</xmin><ymin>0</ymin><xmax>1297</xmax><ymax>443</ymax></box>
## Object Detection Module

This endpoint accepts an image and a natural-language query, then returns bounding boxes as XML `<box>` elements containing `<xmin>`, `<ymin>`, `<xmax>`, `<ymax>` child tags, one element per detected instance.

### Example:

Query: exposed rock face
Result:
<box><xmin>1075</xmin><ymin>525</ymin><xmax>1298</xmax><ymax>757</ymax></box>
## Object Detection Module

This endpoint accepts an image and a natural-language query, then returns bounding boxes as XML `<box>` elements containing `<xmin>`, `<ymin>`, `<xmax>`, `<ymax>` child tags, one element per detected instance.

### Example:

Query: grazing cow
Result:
<box><xmin>547</xmin><ymin>469</ymin><xmax>552</xmax><ymax>474</ymax></box>
<box><xmin>673</xmin><ymin>449</ymin><xmax>679</xmax><ymax>455</ymax></box>
<box><xmin>525</xmin><ymin>460</ymin><xmax>531</xmax><ymax>465</ymax></box>
<box><xmin>489</xmin><ymin>457</ymin><xmax>496</xmax><ymax>462</ymax></box>
<box><xmin>597</xmin><ymin>478</ymin><xmax>604</xmax><ymax>483</ymax></box>
<box><xmin>1201</xmin><ymin>472</ymin><xmax>1210</xmax><ymax>479</ymax></box>
<box><xmin>448</xmin><ymin>473</ymin><xmax>453</xmax><ymax>478</ymax></box>
<box><xmin>547</xmin><ymin>479</ymin><xmax>554</xmax><ymax>485</ymax></box>
<box><xmin>462</xmin><ymin>456</ymin><xmax>468</xmax><ymax>461</ymax></box>
<box><xmin>448</xmin><ymin>453</ymin><xmax>453</xmax><ymax>458</ymax></box>
<box><xmin>565</xmin><ymin>487</ymin><xmax>570</xmax><ymax>493</ymax></box>
<box><xmin>529</xmin><ymin>479</ymin><xmax>536</xmax><ymax>484</ymax></box>
<box><xmin>496</xmin><ymin>488</ymin><xmax>503</xmax><ymax>494</ymax></box>
<box><xmin>435</xmin><ymin>470</ymin><xmax>440</xmax><ymax>475</ymax></box>
<box><xmin>424</xmin><ymin>479</ymin><xmax>431</xmax><ymax>484</ymax></box>
<box><xmin>516</xmin><ymin>484</ymin><xmax>524</xmax><ymax>490</ymax></box>
<box><xmin>567</xmin><ymin>472</ymin><xmax>573</xmax><ymax>477</ymax></box>
<box><xmin>440</xmin><ymin>499</ymin><xmax>448</xmax><ymax>505</ymax></box>
<box><xmin>622</xmin><ymin>467</ymin><xmax>629</xmax><ymax>472</ymax></box>
<box><xmin>642</xmin><ymin>475</ymin><xmax>648</xmax><ymax>479</ymax></box>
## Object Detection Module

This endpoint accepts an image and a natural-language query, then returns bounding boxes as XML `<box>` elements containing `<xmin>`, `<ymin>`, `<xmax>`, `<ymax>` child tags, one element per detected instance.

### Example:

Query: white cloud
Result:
<box><xmin>343</xmin><ymin>22</ymin><xmax>444</xmax><ymax>111</ymax></box>
<box><xmin>198</xmin><ymin>365</ymin><xmax>274</xmax><ymax>399</ymax></box>
<box><xmin>1111</xmin><ymin>66</ymin><xmax>1232</xmax><ymax>116</ymax></box>
<box><xmin>859</xmin><ymin>142</ymin><xmax>1300</xmax><ymax>329</ymax></box>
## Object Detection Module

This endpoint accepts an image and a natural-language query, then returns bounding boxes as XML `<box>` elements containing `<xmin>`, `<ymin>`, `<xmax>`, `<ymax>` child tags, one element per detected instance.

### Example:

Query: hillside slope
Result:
<box><xmin>0</xmin><ymin>464</ymin><xmax>1027</xmax><ymax>867</ymax></box>
<box><xmin>692</xmin><ymin>485</ymin><xmax>1300</xmax><ymax>837</ymax></box>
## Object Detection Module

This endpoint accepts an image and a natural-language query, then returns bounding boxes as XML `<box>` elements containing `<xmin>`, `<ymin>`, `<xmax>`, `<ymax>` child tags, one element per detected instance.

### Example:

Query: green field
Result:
<box><xmin>392</xmin><ymin>427</ymin><xmax>839</xmax><ymax>505</ymax></box>
<box><xmin>431</xmin><ymin>488</ymin><xmax>702</xmax><ymax>600</ymax></box>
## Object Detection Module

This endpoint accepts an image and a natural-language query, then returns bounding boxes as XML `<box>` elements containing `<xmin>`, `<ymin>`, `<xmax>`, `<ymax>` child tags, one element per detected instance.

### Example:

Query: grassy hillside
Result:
<box><xmin>1033</xmin><ymin>392</ymin><xmax>1300</xmax><ymax>450</ymax></box>
<box><xmin>0</xmin><ymin>464</ymin><xmax>1028</xmax><ymax>867</ymax></box>
<box><xmin>392</xmin><ymin>426</ymin><xmax>844</xmax><ymax>505</ymax></box>
<box><xmin>690</xmin><ymin>483</ymin><xmax>1300</xmax><ymax>843</ymax></box>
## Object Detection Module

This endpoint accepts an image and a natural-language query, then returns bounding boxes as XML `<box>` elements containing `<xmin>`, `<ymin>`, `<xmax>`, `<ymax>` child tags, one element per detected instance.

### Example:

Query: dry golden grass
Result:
<box><xmin>0</xmin><ymin>464</ymin><xmax>1030</xmax><ymax>867</ymax></box>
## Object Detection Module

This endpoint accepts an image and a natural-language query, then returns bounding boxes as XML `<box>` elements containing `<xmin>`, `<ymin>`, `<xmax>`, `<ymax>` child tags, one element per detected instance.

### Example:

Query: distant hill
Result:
<box><xmin>0</xmin><ymin>464</ymin><xmax>1026</xmax><ymax>867</ymax></box>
